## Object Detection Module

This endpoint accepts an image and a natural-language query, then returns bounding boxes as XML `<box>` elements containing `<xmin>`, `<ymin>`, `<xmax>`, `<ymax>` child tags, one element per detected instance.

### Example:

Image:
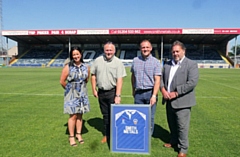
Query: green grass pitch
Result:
<box><xmin>0</xmin><ymin>67</ymin><xmax>240</xmax><ymax>157</ymax></box>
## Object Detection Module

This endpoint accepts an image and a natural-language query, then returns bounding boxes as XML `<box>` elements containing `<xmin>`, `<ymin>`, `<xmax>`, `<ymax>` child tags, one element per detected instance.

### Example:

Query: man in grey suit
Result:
<box><xmin>160</xmin><ymin>40</ymin><xmax>199</xmax><ymax>157</ymax></box>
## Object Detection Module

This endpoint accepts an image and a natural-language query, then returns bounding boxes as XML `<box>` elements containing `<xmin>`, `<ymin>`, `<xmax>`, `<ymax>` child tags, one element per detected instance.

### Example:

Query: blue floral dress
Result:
<box><xmin>64</xmin><ymin>63</ymin><xmax>90</xmax><ymax>114</ymax></box>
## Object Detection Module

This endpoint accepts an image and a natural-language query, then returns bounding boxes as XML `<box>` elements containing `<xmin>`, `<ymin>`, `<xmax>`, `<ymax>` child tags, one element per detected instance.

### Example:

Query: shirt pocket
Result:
<box><xmin>108</xmin><ymin>67</ymin><xmax>117</xmax><ymax>79</ymax></box>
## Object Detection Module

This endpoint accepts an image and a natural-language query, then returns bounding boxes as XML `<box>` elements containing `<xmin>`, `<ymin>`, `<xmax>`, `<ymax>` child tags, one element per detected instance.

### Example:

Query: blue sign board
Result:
<box><xmin>111</xmin><ymin>104</ymin><xmax>151</xmax><ymax>154</ymax></box>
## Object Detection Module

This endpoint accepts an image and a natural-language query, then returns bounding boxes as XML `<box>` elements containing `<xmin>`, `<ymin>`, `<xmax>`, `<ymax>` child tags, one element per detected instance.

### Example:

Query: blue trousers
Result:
<box><xmin>134</xmin><ymin>89</ymin><xmax>157</xmax><ymax>135</ymax></box>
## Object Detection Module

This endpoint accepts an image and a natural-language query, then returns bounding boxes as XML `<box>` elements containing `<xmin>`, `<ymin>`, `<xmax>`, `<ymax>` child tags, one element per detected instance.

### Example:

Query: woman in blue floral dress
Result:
<box><xmin>60</xmin><ymin>47</ymin><xmax>90</xmax><ymax>147</ymax></box>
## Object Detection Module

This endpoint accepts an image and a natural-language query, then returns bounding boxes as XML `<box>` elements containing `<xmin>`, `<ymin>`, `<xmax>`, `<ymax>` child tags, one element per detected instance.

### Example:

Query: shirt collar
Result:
<box><xmin>140</xmin><ymin>54</ymin><xmax>152</xmax><ymax>61</ymax></box>
<box><xmin>171</xmin><ymin>56</ymin><xmax>185</xmax><ymax>66</ymax></box>
<box><xmin>103</xmin><ymin>54</ymin><xmax>114</xmax><ymax>62</ymax></box>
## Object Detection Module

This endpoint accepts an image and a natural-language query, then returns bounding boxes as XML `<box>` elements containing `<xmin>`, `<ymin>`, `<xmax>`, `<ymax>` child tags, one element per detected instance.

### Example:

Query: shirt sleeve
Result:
<box><xmin>117</xmin><ymin>61</ymin><xmax>127</xmax><ymax>78</ymax></box>
<box><xmin>90</xmin><ymin>60</ymin><xmax>96</xmax><ymax>75</ymax></box>
<box><xmin>154</xmin><ymin>59</ymin><xmax>162</xmax><ymax>76</ymax></box>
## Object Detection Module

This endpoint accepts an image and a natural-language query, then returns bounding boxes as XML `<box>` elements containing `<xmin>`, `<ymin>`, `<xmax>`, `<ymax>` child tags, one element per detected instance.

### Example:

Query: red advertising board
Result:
<box><xmin>109</xmin><ymin>29</ymin><xmax>182</xmax><ymax>34</ymax></box>
<box><xmin>28</xmin><ymin>30</ymin><xmax>78</xmax><ymax>35</ymax></box>
<box><xmin>214</xmin><ymin>29</ymin><xmax>240</xmax><ymax>34</ymax></box>
<box><xmin>2</xmin><ymin>28</ymin><xmax>240</xmax><ymax>36</ymax></box>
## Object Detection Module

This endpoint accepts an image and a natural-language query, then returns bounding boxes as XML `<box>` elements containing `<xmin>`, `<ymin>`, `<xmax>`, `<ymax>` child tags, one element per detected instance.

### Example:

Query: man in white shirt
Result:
<box><xmin>160</xmin><ymin>40</ymin><xmax>199</xmax><ymax>157</ymax></box>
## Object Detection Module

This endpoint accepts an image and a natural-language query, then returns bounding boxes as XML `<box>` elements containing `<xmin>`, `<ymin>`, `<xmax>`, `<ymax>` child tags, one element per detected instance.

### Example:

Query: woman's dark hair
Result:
<box><xmin>69</xmin><ymin>46</ymin><xmax>84</xmax><ymax>65</ymax></box>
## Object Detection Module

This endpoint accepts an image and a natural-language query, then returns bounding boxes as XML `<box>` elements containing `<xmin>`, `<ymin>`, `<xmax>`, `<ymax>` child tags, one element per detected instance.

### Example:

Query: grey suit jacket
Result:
<box><xmin>160</xmin><ymin>57</ymin><xmax>199</xmax><ymax>109</ymax></box>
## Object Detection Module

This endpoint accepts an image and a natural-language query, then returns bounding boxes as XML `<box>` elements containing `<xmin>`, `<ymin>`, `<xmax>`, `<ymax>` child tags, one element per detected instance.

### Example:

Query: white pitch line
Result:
<box><xmin>0</xmin><ymin>93</ymin><xmax>62</xmax><ymax>96</ymax></box>
<box><xmin>0</xmin><ymin>92</ymin><xmax>236</xmax><ymax>99</ymax></box>
<box><xmin>200</xmin><ymin>78</ymin><xmax>240</xmax><ymax>91</ymax></box>
<box><xmin>196</xmin><ymin>96</ymin><xmax>235</xmax><ymax>99</ymax></box>
<box><xmin>0</xmin><ymin>92</ymin><xmax>133</xmax><ymax>97</ymax></box>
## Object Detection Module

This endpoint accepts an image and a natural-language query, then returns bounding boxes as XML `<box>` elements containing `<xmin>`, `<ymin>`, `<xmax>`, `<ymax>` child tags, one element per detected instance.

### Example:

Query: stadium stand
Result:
<box><xmin>3</xmin><ymin>28</ymin><xmax>239</xmax><ymax>68</ymax></box>
<box><xmin>10</xmin><ymin>44</ymin><xmax>227</xmax><ymax>67</ymax></box>
<box><xmin>50</xmin><ymin>48</ymin><xmax>68</xmax><ymax>67</ymax></box>
<box><xmin>12</xmin><ymin>46</ymin><xmax>62</xmax><ymax>67</ymax></box>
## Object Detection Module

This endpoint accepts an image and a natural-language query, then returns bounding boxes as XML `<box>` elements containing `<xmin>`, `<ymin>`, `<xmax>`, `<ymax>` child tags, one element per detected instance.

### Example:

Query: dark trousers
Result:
<box><xmin>98</xmin><ymin>88</ymin><xmax>115</xmax><ymax>137</ymax></box>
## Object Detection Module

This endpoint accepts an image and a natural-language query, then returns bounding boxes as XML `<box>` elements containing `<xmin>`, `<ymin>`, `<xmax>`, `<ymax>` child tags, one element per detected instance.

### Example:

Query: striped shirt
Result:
<box><xmin>131</xmin><ymin>54</ymin><xmax>161</xmax><ymax>90</ymax></box>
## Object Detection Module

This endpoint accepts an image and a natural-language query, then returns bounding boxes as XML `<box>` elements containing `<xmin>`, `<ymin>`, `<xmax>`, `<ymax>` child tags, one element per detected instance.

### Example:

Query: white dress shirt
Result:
<box><xmin>167</xmin><ymin>56</ymin><xmax>185</xmax><ymax>92</ymax></box>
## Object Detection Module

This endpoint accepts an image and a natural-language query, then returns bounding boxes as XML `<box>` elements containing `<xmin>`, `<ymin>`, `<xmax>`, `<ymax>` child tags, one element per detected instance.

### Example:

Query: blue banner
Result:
<box><xmin>111</xmin><ymin>104</ymin><xmax>151</xmax><ymax>154</ymax></box>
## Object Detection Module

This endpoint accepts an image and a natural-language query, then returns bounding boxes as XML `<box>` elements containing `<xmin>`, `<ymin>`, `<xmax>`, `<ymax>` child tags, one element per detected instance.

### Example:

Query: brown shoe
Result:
<box><xmin>177</xmin><ymin>152</ymin><xmax>187</xmax><ymax>157</ymax></box>
<box><xmin>101</xmin><ymin>136</ymin><xmax>107</xmax><ymax>143</ymax></box>
<box><xmin>163</xmin><ymin>143</ymin><xmax>175</xmax><ymax>148</ymax></box>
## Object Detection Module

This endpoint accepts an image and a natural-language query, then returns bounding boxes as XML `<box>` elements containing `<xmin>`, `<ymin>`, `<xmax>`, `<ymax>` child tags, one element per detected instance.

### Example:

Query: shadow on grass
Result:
<box><xmin>152</xmin><ymin>124</ymin><xmax>170</xmax><ymax>143</ymax></box>
<box><xmin>87</xmin><ymin>117</ymin><xmax>111</xmax><ymax>149</ymax></box>
<box><xmin>86</xmin><ymin>118</ymin><xmax>174</xmax><ymax>150</ymax></box>
<box><xmin>87</xmin><ymin>117</ymin><xmax>104</xmax><ymax>135</ymax></box>
<box><xmin>64</xmin><ymin>119</ymin><xmax>89</xmax><ymax>135</ymax></box>
<box><xmin>152</xmin><ymin>124</ymin><xmax>179</xmax><ymax>152</ymax></box>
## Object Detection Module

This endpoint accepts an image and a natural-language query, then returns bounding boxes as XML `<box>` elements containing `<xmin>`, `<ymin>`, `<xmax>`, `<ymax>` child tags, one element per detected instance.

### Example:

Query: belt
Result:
<box><xmin>98</xmin><ymin>87</ymin><xmax>116</xmax><ymax>92</ymax></box>
<box><xmin>135</xmin><ymin>88</ymin><xmax>153</xmax><ymax>92</ymax></box>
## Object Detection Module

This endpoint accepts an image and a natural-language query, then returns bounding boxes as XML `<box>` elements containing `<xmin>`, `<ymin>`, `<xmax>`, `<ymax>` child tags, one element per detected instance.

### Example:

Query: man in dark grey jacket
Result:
<box><xmin>160</xmin><ymin>40</ymin><xmax>199</xmax><ymax>157</ymax></box>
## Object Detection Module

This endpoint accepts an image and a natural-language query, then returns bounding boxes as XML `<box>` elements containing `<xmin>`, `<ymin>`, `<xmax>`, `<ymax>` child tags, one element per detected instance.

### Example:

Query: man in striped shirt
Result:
<box><xmin>131</xmin><ymin>39</ymin><xmax>162</xmax><ymax>135</ymax></box>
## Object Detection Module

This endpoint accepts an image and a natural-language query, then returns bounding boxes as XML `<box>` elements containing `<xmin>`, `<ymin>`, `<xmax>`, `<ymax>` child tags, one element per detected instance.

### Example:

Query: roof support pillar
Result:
<box><xmin>160</xmin><ymin>36</ymin><xmax>163</xmax><ymax>63</ymax></box>
<box><xmin>68</xmin><ymin>37</ymin><xmax>71</xmax><ymax>54</ymax></box>
<box><xmin>6</xmin><ymin>37</ymin><xmax>8</xmax><ymax>66</ymax></box>
<box><xmin>234</xmin><ymin>36</ymin><xmax>237</xmax><ymax>68</ymax></box>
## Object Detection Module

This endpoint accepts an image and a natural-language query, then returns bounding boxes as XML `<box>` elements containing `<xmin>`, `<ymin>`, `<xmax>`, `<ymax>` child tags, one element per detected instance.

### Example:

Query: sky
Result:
<box><xmin>2</xmin><ymin>0</ymin><xmax>240</xmax><ymax>49</ymax></box>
